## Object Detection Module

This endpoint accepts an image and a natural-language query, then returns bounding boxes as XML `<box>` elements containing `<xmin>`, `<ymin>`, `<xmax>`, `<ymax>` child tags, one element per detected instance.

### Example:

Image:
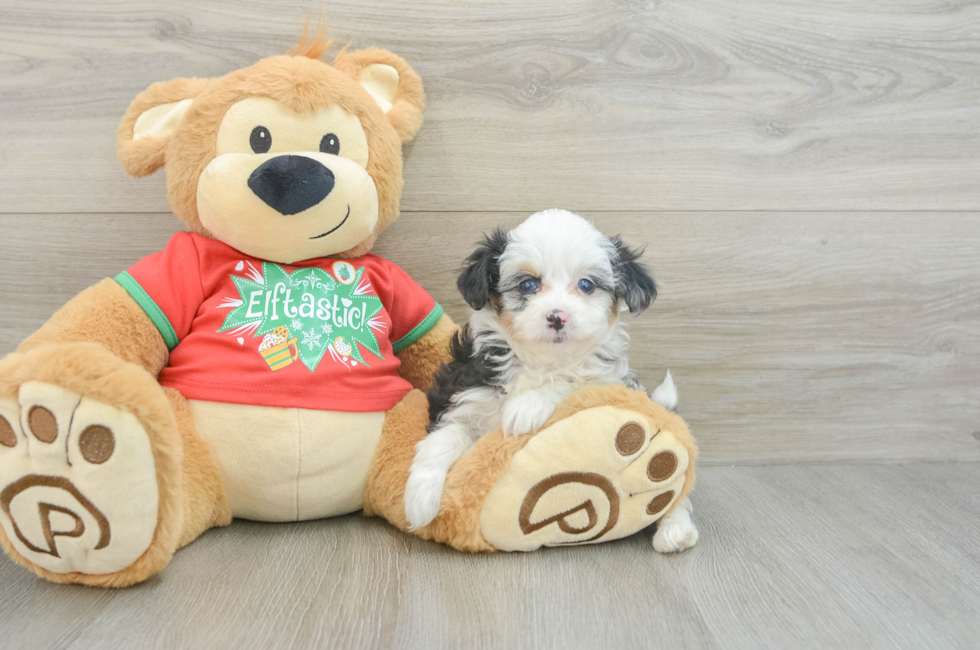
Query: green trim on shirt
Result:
<box><xmin>392</xmin><ymin>303</ymin><xmax>444</xmax><ymax>353</ymax></box>
<box><xmin>114</xmin><ymin>272</ymin><xmax>180</xmax><ymax>351</ymax></box>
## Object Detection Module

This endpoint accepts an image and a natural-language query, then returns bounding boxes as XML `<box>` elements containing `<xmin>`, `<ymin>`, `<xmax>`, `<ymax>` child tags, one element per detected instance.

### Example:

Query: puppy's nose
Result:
<box><xmin>547</xmin><ymin>310</ymin><xmax>569</xmax><ymax>331</ymax></box>
<box><xmin>248</xmin><ymin>155</ymin><xmax>335</xmax><ymax>215</ymax></box>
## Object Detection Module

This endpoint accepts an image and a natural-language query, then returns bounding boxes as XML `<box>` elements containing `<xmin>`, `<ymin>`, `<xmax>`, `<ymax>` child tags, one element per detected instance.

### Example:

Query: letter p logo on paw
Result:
<box><xmin>481</xmin><ymin>407</ymin><xmax>689</xmax><ymax>552</ymax></box>
<box><xmin>1</xmin><ymin>475</ymin><xmax>111</xmax><ymax>558</ymax></box>
<box><xmin>0</xmin><ymin>382</ymin><xmax>160</xmax><ymax>575</ymax></box>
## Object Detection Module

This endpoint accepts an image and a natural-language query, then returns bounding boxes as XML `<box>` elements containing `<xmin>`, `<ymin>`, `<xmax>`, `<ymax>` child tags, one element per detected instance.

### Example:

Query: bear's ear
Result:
<box><xmin>335</xmin><ymin>48</ymin><xmax>425</xmax><ymax>143</ymax></box>
<box><xmin>117</xmin><ymin>77</ymin><xmax>211</xmax><ymax>178</ymax></box>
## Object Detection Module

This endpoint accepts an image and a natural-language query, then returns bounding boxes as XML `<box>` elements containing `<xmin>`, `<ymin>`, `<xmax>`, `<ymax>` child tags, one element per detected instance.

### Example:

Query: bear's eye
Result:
<box><xmin>250</xmin><ymin>126</ymin><xmax>272</xmax><ymax>154</ymax></box>
<box><xmin>320</xmin><ymin>133</ymin><xmax>340</xmax><ymax>155</ymax></box>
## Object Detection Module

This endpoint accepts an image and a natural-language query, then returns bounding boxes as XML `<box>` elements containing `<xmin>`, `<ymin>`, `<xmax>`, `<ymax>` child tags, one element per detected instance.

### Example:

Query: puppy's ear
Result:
<box><xmin>117</xmin><ymin>77</ymin><xmax>211</xmax><ymax>177</ymax></box>
<box><xmin>457</xmin><ymin>229</ymin><xmax>508</xmax><ymax>311</ymax></box>
<box><xmin>611</xmin><ymin>236</ymin><xmax>657</xmax><ymax>315</ymax></box>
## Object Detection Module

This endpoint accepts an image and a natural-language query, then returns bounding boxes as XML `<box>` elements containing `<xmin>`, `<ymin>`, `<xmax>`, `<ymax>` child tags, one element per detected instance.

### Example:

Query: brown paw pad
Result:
<box><xmin>0</xmin><ymin>415</ymin><xmax>16</xmax><ymax>448</ymax></box>
<box><xmin>646</xmin><ymin>490</ymin><xmax>675</xmax><ymax>516</ymax></box>
<box><xmin>615</xmin><ymin>422</ymin><xmax>646</xmax><ymax>455</ymax></box>
<box><xmin>79</xmin><ymin>425</ymin><xmax>115</xmax><ymax>464</ymax></box>
<box><xmin>28</xmin><ymin>406</ymin><xmax>58</xmax><ymax>443</ymax></box>
<box><xmin>647</xmin><ymin>451</ymin><xmax>678</xmax><ymax>482</ymax></box>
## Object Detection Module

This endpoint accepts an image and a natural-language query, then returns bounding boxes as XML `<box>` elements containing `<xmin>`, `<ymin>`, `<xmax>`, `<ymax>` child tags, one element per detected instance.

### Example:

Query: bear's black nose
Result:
<box><xmin>247</xmin><ymin>155</ymin><xmax>335</xmax><ymax>216</ymax></box>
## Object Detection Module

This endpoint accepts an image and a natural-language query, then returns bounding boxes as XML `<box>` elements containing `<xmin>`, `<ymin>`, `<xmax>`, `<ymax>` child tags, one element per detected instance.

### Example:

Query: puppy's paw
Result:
<box><xmin>502</xmin><ymin>391</ymin><xmax>558</xmax><ymax>436</ymax></box>
<box><xmin>404</xmin><ymin>465</ymin><xmax>446</xmax><ymax>530</ymax></box>
<box><xmin>404</xmin><ymin>428</ymin><xmax>472</xmax><ymax>530</ymax></box>
<box><xmin>653</xmin><ymin>519</ymin><xmax>699</xmax><ymax>553</ymax></box>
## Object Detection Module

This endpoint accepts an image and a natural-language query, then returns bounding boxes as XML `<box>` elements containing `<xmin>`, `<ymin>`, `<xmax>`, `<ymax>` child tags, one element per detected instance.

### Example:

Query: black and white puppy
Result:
<box><xmin>404</xmin><ymin>210</ymin><xmax>689</xmax><ymax>546</ymax></box>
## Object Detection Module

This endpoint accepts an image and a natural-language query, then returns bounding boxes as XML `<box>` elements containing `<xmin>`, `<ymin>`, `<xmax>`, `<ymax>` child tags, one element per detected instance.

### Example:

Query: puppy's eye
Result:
<box><xmin>250</xmin><ymin>126</ymin><xmax>272</xmax><ymax>154</ymax></box>
<box><xmin>320</xmin><ymin>133</ymin><xmax>341</xmax><ymax>155</ymax></box>
<box><xmin>518</xmin><ymin>279</ymin><xmax>539</xmax><ymax>294</ymax></box>
<box><xmin>578</xmin><ymin>279</ymin><xmax>595</xmax><ymax>294</ymax></box>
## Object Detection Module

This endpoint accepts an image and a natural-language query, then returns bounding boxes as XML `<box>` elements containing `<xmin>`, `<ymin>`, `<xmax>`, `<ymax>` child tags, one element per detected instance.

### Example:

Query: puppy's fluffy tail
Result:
<box><xmin>650</xmin><ymin>370</ymin><xmax>679</xmax><ymax>411</ymax></box>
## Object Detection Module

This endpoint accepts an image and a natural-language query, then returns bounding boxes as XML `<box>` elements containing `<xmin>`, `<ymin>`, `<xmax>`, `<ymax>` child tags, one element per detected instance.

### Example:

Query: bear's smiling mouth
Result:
<box><xmin>309</xmin><ymin>205</ymin><xmax>351</xmax><ymax>240</ymax></box>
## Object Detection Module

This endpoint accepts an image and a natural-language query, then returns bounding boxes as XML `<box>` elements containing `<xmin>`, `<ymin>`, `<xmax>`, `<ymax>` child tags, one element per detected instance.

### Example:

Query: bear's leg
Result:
<box><xmin>0</xmin><ymin>343</ymin><xmax>229</xmax><ymax>586</ymax></box>
<box><xmin>364</xmin><ymin>385</ymin><xmax>697</xmax><ymax>552</ymax></box>
<box><xmin>362</xmin><ymin>390</ymin><xmax>431</xmax><ymax>532</ymax></box>
<box><xmin>162</xmin><ymin>388</ymin><xmax>232</xmax><ymax>549</ymax></box>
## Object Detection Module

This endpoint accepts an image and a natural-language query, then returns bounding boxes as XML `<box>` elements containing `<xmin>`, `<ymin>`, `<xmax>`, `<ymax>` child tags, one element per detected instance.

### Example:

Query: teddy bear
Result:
<box><xmin>0</xmin><ymin>32</ymin><xmax>698</xmax><ymax>587</ymax></box>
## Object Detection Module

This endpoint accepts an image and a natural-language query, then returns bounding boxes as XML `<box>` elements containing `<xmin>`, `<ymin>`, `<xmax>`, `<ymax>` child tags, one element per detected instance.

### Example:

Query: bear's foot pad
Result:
<box><xmin>0</xmin><ymin>382</ymin><xmax>158</xmax><ymax>575</ymax></box>
<box><xmin>481</xmin><ymin>406</ymin><xmax>688</xmax><ymax>551</ymax></box>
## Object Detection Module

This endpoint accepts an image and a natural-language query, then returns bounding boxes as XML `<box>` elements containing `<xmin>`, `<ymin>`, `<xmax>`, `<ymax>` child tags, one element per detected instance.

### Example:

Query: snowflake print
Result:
<box><xmin>302</xmin><ymin>329</ymin><xmax>322</xmax><ymax>350</ymax></box>
<box><xmin>321</xmin><ymin>323</ymin><xmax>333</xmax><ymax>335</ymax></box>
<box><xmin>291</xmin><ymin>318</ymin><xmax>304</xmax><ymax>331</ymax></box>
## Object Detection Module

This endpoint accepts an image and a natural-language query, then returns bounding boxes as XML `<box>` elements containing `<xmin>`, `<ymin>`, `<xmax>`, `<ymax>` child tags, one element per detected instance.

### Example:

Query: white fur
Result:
<box><xmin>650</xmin><ymin>370</ymin><xmax>678</xmax><ymax>411</ymax></box>
<box><xmin>648</xmin><ymin>374</ymin><xmax>695</xmax><ymax>550</ymax></box>
<box><xmin>404</xmin><ymin>209</ymin><xmax>666</xmax><ymax>530</ymax></box>
<box><xmin>468</xmin><ymin>307</ymin><xmax>637</xmax><ymax>393</ymax></box>
<box><xmin>498</xmin><ymin>209</ymin><xmax>621</xmax><ymax>353</ymax></box>
<box><xmin>652</xmin><ymin>496</ymin><xmax>698</xmax><ymax>553</ymax></box>
<box><xmin>502</xmin><ymin>387</ymin><xmax>565</xmax><ymax>436</ymax></box>
<box><xmin>404</xmin><ymin>423</ymin><xmax>475</xmax><ymax>531</ymax></box>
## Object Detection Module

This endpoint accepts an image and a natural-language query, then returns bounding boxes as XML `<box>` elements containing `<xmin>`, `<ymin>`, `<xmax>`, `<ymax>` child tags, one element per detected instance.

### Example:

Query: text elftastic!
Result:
<box><xmin>243</xmin><ymin>283</ymin><xmax>372</xmax><ymax>331</ymax></box>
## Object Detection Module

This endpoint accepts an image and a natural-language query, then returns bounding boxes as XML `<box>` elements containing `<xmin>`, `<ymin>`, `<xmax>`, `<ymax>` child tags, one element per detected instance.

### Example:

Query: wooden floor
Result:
<box><xmin>1</xmin><ymin>0</ymin><xmax>978</xmax><ymax>648</ymax></box>
<box><xmin>2</xmin><ymin>463</ymin><xmax>978</xmax><ymax>650</ymax></box>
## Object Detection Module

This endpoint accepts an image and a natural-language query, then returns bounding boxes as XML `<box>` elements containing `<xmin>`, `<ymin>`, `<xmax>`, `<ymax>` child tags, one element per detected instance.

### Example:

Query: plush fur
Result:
<box><xmin>394</xmin><ymin>313</ymin><xmax>458</xmax><ymax>393</ymax></box>
<box><xmin>117</xmin><ymin>77</ymin><xmax>211</xmax><ymax>179</ymax></box>
<box><xmin>163</xmin><ymin>388</ymin><xmax>232</xmax><ymax>548</ymax></box>
<box><xmin>334</xmin><ymin>47</ymin><xmax>425</xmax><ymax>144</ymax></box>
<box><xmin>18</xmin><ymin>279</ymin><xmax>169</xmax><ymax>374</ymax></box>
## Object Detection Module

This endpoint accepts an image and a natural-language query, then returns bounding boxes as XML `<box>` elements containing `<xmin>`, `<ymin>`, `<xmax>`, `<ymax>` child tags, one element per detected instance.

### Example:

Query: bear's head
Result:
<box><xmin>117</xmin><ymin>37</ymin><xmax>423</xmax><ymax>264</ymax></box>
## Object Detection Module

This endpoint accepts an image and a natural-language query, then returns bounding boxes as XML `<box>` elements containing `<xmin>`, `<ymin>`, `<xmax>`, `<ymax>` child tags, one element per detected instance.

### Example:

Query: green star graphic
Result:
<box><xmin>218</xmin><ymin>262</ymin><xmax>385</xmax><ymax>372</ymax></box>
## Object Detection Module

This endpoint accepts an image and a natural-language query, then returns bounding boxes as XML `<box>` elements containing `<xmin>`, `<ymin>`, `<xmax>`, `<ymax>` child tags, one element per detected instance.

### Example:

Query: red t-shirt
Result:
<box><xmin>116</xmin><ymin>232</ymin><xmax>443</xmax><ymax>412</ymax></box>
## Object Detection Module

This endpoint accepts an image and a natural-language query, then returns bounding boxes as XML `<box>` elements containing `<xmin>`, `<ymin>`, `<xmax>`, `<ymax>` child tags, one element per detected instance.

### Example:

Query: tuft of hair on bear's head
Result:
<box><xmin>287</xmin><ymin>15</ymin><xmax>337</xmax><ymax>60</ymax></box>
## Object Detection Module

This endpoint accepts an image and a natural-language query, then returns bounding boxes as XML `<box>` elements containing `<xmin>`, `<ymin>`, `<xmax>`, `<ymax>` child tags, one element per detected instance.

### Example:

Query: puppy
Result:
<box><xmin>404</xmin><ymin>209</ymin><xmax>694</xmax><ymax>552</ymax></box>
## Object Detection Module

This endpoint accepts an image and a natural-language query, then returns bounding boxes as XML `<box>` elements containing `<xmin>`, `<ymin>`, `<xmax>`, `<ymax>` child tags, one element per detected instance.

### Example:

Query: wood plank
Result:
<box><xmin>1</xmin><ymin>211</ymin><xmax>978</xmax><ymax>465</ymax></box>
<box><xmin>0</xmin><ymin>463</ymin><xmax>977</xmax><ymax>649</ymax></box>
<box><xmin>1</xmin><ymin>0</ymin><xmax>980</xmax><ymax>213</ymax></box>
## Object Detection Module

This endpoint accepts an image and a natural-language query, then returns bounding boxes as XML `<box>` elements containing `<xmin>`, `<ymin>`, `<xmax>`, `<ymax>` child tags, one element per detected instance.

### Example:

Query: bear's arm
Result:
<box><xmin>394</xmin><ymin>313</ymin><xmax>457</xmax><ymax>393</ymax></box>
<box><xmin>17</xmin><ymin>278</ymin><xmax>169</xmax><ymax>376</ymax></box>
